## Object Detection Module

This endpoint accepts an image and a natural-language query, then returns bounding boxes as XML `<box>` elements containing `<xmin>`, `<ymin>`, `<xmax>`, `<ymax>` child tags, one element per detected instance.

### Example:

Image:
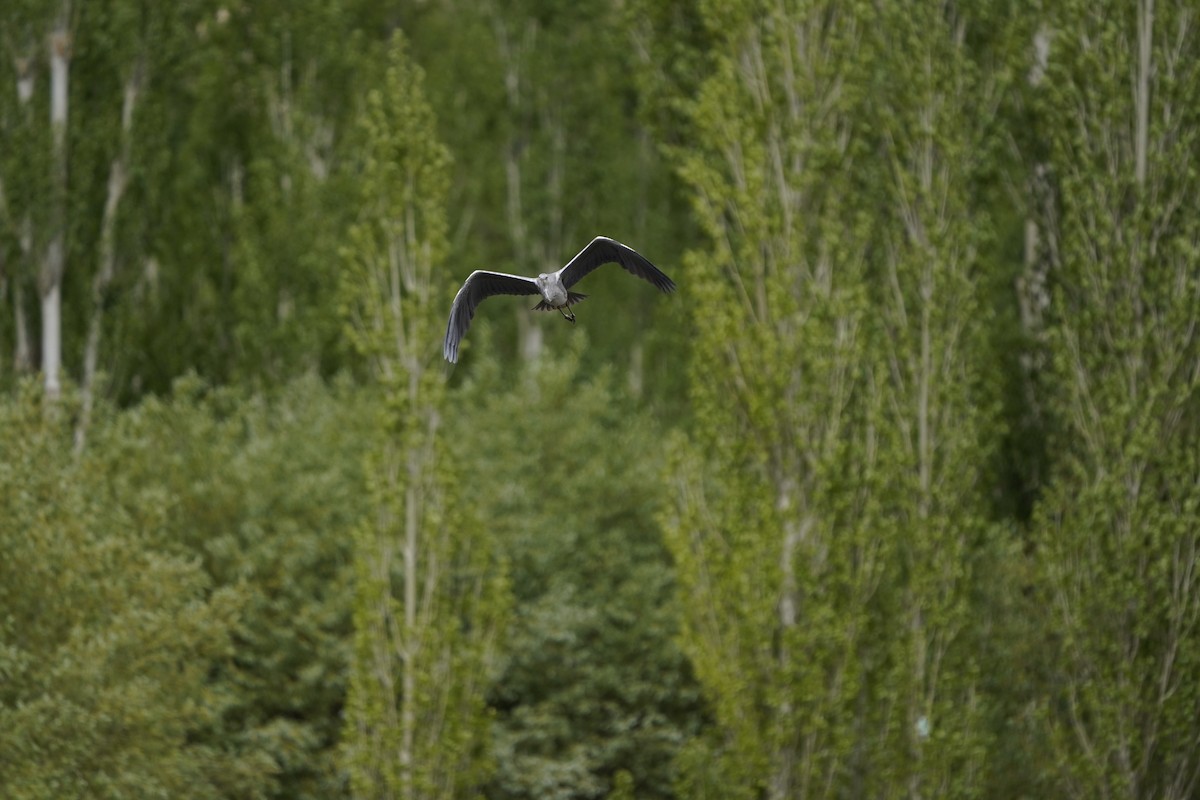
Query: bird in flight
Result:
<box><xmin>443</xmin><ymin>236</ymin><xmax>676</xmax><ymax>363</ymax></box>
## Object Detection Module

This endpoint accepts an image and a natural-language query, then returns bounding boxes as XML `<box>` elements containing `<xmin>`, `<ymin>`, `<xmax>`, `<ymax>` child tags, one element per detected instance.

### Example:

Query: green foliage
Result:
<box><xmin>449</xmin><ymin>340</ymin><xmax>706</xmax><ymax>800</ymax></box>
<box><xmin>402</xmin><ymin>0</ymin><xmax>691</xmax><ymax>402</ymax></box>
<box><xmin>84</xmin><ymin>373</ymin><xmax>375</xmax><ymax>799</ymax></box>
<box><xmin>1029</xmin><ymin>1</ymin><xmax>1200</xmax><ymax>795</ymax></box>
<box><xmin>657</xmin><ymin>0</ymin><xmax>1022</xmax><ymax>796</ymax></box>
<box><xmin>660</xmin><ymin>2</ymin><xmax>884</xmax><ymax>796</ymax></box>
<box><xmin>5</xmin><ymin>2</ymin><xmax>1200</xmax><ymax>799</ymax></box>
<box><xmin>117</xmin><ymin>0</ymin><xmax>382</xmax><ymax>392</ymax></box>
<box><xmin>856</xmin><ymin>2</ymin><xmax>1011</xmax><ymax>795</ymax></box>
<box><xmin>0</xmin><ymin>383</ymin><xmax>267</xmax><ymax>799</ymax></box>
<box><xmin>339</xmin><ymin>33</ymin><xmax>508</xmax><ymax>800</ymax></box>
<box><xmin>339</xmin><ymin>32</ymin><xmax>450</xmax><ymax>379</ymax></box>
<box><xmin>0</xmin><ymin>0</ymin><xmax>395</xmax><ymax>396</ymax></box>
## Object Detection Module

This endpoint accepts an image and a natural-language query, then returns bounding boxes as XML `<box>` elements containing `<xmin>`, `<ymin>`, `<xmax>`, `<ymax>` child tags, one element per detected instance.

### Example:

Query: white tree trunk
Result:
<box><xmin>495</xmin><ymin>15</ymin><xmax>546</xmax><ymax>364</ymax></box>
<box><xmin>13</xmin><ymin>226</ymin><xmax>32</xmax><ymax>373</ymax></box>
<box><xmin>42</xmin><ymin>21</ymin><xmax>71</xmax><ymax>400</ymax></box>
<box><xmin>0</xmin><ymin>180</ymin><xmax>29</xmax><ymax>375</ymax></box>
<box><xmin>76</xmin><ymin>64</ymin><xmax>141</xmax><ymax>452</ymax></box>
<box><xmin>401</xmin><ymin>465</ymin><xmax>418</xmax><ymax>800</ymax></box>
<box><xmin>1134</xmin><ymin>0</ymin><xmax>1153</xmax><ymax>187</ymax></box>
<box><xmin>0</xmin><ymin>248</ymin><xmax>6</xmax><ymax>376</ymax></box>
<box><xmin>7</xmin><ymin>57</ymin><xmax>36</xmax><ymax>374</ymax></box>
<box><xmin>41</xmin><ymin>256</ymin><xmax>63</xmax><ymax>398</ymax></box>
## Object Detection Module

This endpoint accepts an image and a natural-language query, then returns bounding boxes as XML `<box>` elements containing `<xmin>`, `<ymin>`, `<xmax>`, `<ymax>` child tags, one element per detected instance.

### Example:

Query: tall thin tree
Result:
<box><xmin>1032</xmin><ymin>1</ymin><xmax>1200</xmax><ymax>796</ymax></box>
<box><xmin>339</xmin><ymin>33</ymin><xmax>507</xmax><ymax>800</ymax></box>
<box><xmin>661</xmin><ymin>2</ymin><xmax>881</xmax><ymax>796</ymax></box>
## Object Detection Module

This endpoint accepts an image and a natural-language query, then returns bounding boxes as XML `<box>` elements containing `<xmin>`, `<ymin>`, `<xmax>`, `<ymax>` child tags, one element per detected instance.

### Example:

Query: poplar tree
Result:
<box><xmin>859</xmin><ymin>2</ymin><xmax>1007</xmax><ymax>794</ymax></box>
<box><xmin>1031</xmin><ymin>1</ymin><xmax>1200</xmax><ymax>796</ymax></box>
<box><xmin>338</xmin><ymin>34</ymin><xmax>508</xmax><ymax>800</ymax></box>
<box><xmin>652</xmin><ymin>1</ymin><xmax>1017</xmax><ymax>795</ymax></box>
<box><xmin>661</xmin><ymin>2</ymin><xmax>881</xmax><ymax>796</ymax></box>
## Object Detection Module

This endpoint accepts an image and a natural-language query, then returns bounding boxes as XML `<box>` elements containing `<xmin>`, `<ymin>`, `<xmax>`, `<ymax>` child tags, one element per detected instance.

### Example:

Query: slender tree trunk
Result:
<box><xmin>0</xmin><ymin>247</ymin><xmax>6</xmax><ymax>376</ymax></box>
<box><xmin>401</xmin><ymin>455</ymin><xmax>418</xmax><ymax>800</ymax></box>
<box><xmin>1134</xmin><ymin>0</ymin><xmax>1153</xmax><ymax>188</ymax></box>
<box><xmin>75</xmin><ymin>62</ymin><xmax>142</xmax><ymax>452</ymax></box>
<box><xmin>627</xmin><ymin>340</ymin><xmax>643</xmax><ymax>398</ymax></box>
<box><xmin>40</xmin><ymin>282</ymin><xmax>62</xmax><ymax>396</ymax></box>
<box><xmin>372</xmin><ymin>446</ymin><xmax>402</xmax><ymax>800</ymax></box>
<box><xmin>42</xmin><ymin>19</ymin><xmax>71</xmax><ymax>400</ymax></box>
<box><xmin>771</xmin><ymin>502</ymin><xmax>805</xmax><ymax>800</ymax></box>
<box><xmin>1130</xmin><ymin>0</ymin><xmax>1153</xmax><ymax>396</ymax></box>
<box><xmin>0</xmin><ymin>178</ymin><xmax>32</xmax><ymax>374</ymax></box>
<box><xmin>6</xmin><ymin>56</ymin><xmax>36</xmax><ymax>373</ymax></box>
<box><xmin>1016</xmin><ymin>25</ymin><xmax>1053</xmax><ymax>512</ymax></box>
<box><xmin>494</xmin><ymin>15</ymin><xmax>543</xmax><ymax>363</ymax></box>
<box><xmin>627</xmin><ymin>130</ymin><xmax>655</xmax><ymax>398</ymax></box>
<box><xmin>13</xmin><ymin>250</ymin><xmax>32</xmax><ymax>373</ymax></box>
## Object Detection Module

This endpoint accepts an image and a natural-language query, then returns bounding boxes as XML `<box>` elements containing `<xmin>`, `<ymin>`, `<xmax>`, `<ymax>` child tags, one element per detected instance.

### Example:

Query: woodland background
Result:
<box><xmin>2</xmin><ymin>1</ymin><xmax>1199</xmax><ymax>799</ymax></box>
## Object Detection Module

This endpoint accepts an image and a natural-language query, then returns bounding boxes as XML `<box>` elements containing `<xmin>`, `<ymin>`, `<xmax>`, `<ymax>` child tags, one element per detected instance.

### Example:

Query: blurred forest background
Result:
<box><xmin>2</xmin><ymin>0</ymin><xmax>1199</xmax><ymax>798</ymax></box>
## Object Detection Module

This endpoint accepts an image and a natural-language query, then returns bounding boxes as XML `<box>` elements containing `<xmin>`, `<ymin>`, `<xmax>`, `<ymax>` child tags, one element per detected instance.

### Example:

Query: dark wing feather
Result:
<box><xmin>444</xmin><ymin>270</ymin><xmax>540</xmax><ymax>363</ymax></box>
<box><xmin>555</xmin><ymin>236</ymin><xmax>676</xmax><ymax>294</ymax></box>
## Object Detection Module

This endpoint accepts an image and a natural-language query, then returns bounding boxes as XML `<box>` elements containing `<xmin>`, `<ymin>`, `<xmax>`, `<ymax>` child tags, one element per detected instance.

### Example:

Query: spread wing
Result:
<box><xmin>444</xmin><ymin>270</ymin><xmax>540</xmax><ymax>363</ymax></box>
<box><xmin>555</xmin><ymin>236</ymin><xmax>676</xmax><ymax>294</ymax></box>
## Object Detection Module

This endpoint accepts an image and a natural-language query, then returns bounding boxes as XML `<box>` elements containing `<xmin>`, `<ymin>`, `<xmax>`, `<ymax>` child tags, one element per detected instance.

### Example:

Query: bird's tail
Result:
<box><xmin>532</xmin><ymin>292</ymin><xmax>587</xmax><ymax>311</ymax></box>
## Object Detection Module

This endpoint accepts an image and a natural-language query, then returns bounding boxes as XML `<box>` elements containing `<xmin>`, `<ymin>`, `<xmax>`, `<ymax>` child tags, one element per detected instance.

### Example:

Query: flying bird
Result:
<box><xmin>443</xmin><ymin>236</ymin><xmax>676</xmax><ymax>363</ymax></box>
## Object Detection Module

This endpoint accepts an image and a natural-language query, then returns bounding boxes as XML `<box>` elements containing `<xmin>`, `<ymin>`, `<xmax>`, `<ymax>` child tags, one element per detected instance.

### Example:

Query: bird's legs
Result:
<box><xmin>559</xmin><ymin>307</ymin><xmax>576</xmax><ymax>324</ymax></box>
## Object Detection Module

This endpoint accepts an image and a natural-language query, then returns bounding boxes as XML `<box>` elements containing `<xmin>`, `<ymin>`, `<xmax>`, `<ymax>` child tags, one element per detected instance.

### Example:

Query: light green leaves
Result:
<box><xmin>339</xmin><ymin>33</ymin><xmax>507</xmax><ymax>800</ymax></box>
<box><xmin>1031</xmin><ymin>2</ymin><xmax>1200</xmax><ymax>795</ymax></box>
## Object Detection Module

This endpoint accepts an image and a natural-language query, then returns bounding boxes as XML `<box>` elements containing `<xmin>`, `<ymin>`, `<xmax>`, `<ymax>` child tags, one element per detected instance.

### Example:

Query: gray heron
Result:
<box><xmin>443</xmin><ymin>236</ymin><xmax>676</xmax><ymax>363</ymax></box>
